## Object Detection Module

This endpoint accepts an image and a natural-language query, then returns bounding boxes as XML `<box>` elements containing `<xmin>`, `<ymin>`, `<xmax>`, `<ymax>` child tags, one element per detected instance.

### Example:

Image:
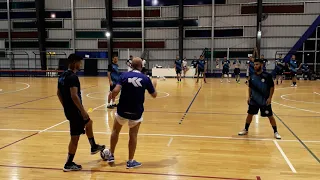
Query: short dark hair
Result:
<box><xmin>254</xmin><ymin>59</ymin><xmax>263</xmax><ymax>63</ymax></box>
<box><xmin>68</xmin><ymin>54</ymin><xmax>82</xmax><ymax>64</ymax></box>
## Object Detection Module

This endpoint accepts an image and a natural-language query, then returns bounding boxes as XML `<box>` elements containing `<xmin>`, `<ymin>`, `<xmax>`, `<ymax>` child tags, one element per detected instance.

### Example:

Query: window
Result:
<box><xmin>11</xmin><ymin>12</ymin><xmax>36</xmax><ymax>19</ymax></box>
<box><xmin>0</xmin><ymin>12</ymin><xmax>7</xmax><ymax>20</ymax></box>
<box><xmin>305</xmin><ymin>40</ymin><xmax>316</xmax><ymax>51</ymax></box>
<box><xmin>11</xmin><ymin>2</ymin><xmax>35</xmax><ymax>9</ymax></box>
<box><xmin>304</xmin><ymin>52</ymin><xmax>315</xmax><ymax>63</ymax></box>
<box><xmin>46</xmin><ymin>21</ymin><xmax>63</xmax><ymax>28</ymax></box>
<box><xmin>6</xmin><ymin>41</ymin><xmax>39</xmax><ymax>48</ymax></box>
<box><xmin>229</xmin><ymin>51</ymin><xmax>252</xmax><ymax>58</ymax></box>
<box><xmin>113</xmin><ymin>10</ymin><xmax>160</xmax><ymax>18</ymax></box>
<box><xmin>242</xmin><ymin>5</ymin><xmax>304</xmax><ymax>14</ymax></box>
<box><xmin>13</xmin><ymin>21</ymin><xmax>63</xmax><ymax>29</ymax></box>
<box><xmin>128</xmin><ymin>0</ymin><xmax>225</xmax><ymax>7</ymax></box>
<box><xmin>108</xmin><ymin>21</ymin><xmax>141</xmax><ymax>28</ymax></box>
<box><xmin>110</xmin><ymin>20</ymin><xmax>198</xmax><ymax>28</ymax></box>
<box><xmin>185</xmin><ymin>29</ymin><xmax>243</xmax><ymax>38</ymax></box>
<box><xmin>47</xmin><ymin>41</ymin><xmax>70</xmax><ymax>48</ymax></box>
<box><xmin>76</xmin><ymin>51</ymin><xmax>107</xmax><ymax>59</ymax></box>
<box><xmin>76</xmin><ymin>31</ymin><xmax>142</xmax><ymax>38</ymax></box>
<box><xmin>45</xmin><ymin>11</ymin><xmax>71</xmax><ymax>18</ymax></box>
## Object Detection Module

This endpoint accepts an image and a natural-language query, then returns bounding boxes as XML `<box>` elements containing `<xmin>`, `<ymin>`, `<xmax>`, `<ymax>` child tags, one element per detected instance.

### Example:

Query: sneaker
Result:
<box><xmin>238</xmin><ymin>129</ymin><xmax>248</xmax><ymax>136</ymax></box>
<box><xmin>220</xmin><ymin>80</ymin><xmax>223</xmax><ymax>83</ymax></box>
<box><xmin>274</xmin><ymin>132</ymin><xmax>281</xmax><ymax>139</ymax></box>
<box><xmin>112</xmin><ymin>104</ymin><xmax>117</xmax><ymax>107</ymax></box>
<box><xmin>107</xmin><ymin>154</ymin><xmax>115</xmax><ymax>163</ymax></box>
<box><xmin>91</xmin><ymin>144</ymin><xmax>105</xmax><ymax>155</ymax></box>
<box><xmin>294</xmin><ymin>84</ymin><xmax>297</xmax><ymax>87</ymax></box>
<box><xmin>291</xmin><ymin>84</ymin><xmax>294</xmax><ymax>87</ymax></box>
<box><xmin>63</xmin><ymin>162</ymin><xmax>82</xmax><ymax>172</ymax></box>
<box><xmin>126</xmin><ymin>160</ymin><xmax>142</xmax><ymax>169</ymax></box>
<box><xmin>107</xmin><ymin>105</ymin><xmax>114</xmax><ymax>109</ymax></box>
<box><xmin>228</xmin><ymin>81</ymin><xmax>231</xmax><ymax>83</ymax></box>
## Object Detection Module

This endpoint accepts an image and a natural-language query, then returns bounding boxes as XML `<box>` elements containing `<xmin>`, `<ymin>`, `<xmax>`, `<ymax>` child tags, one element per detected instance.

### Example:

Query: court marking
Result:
<box><xmin>0</xmin><ymin>82</ymin><xmax>30</xmax><ymax>95</ymax></box>
<box><xmin>0</xmin><ymin>164</ymin><xmax>258</xmax><ymax>180</ymax></box>
<box><xmin>1</xmin><ymin>128</ymin><xmax>320</xmax><ymax>143</ymax></box>
<box><xmin>274</xmin><ymin>113</ymin><xmax>320</xmax><ymax>164</ymax></box>
<box><xmin>167</xmin><ymin>137</ymin><xmax>173</xmax><ymax>147</ymax></box>
<box><xmin>179</xmin><ymin>85</ymin><xmax>202</xmax><ymax>124</ymax></box>
<box><xmin>273</xmin><ymin>101</ymin><xmax>320</xmax><ymax>114</ymax></box>
<box><xmin>273</xmin><ymin>140</ymin><xmax>297</xmax><ymax>173</ymax></box>
<box><xmin>280</xmin><ymin>93</ymin><xmax>320</xmax><ymax>105</ymax></box>
<box><xmin>314</xmin><ymin>92</ymin><xmax>320</xmax><ymax>96</ymax></box>
<box><xmin>0</xmin><ymin>101</ymin><xmax>105</xmax><ymax>150</ymax></box>
<box><xmin>86</xmin><ymin>91</ymin><xmax>170</xmax><ymax>100</ymax></box>
<box><xmin>4</xmin><ymin>85</ymin><xmax>98</xmax><ymax>108</ymax></box>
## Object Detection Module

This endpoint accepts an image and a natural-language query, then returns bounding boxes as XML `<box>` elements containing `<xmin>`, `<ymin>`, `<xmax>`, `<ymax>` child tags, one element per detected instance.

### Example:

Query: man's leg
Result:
<box><xmin>239</xmin><ymin>105</ymin><xmax>258</xmax><ymax>135</ymax></box>
<box><xmin>84</xmin><ymin>119</ymin><xmax>105</xmax><ymax>154</ymax></box>
<box><xmin>261</xmin><ymin>105</ymin><xmax>281</xmax><ymax>139</ymax></box>
<box><xmin>203</xmin><ymin>71</ymin><xmax>207</xmax><ymax>83</ymax></box>
<box><xmin>108</xmin><ymin>117</ymin><xmax>123</xmax><ymax>162</ymax></box>
<box><xmin>292</xmin><ymin>74</ymin><xmax>297</xmax><ymax>86</ymax></box>
<box><xmin>127</xmin><ymin>122</ymin><xmax>142</xmax><ymax>169</ymax></box>
<box><xmin>107</xmin><ymin>87</ymin><xmax>114</xmax><ymax>108</ymax></box>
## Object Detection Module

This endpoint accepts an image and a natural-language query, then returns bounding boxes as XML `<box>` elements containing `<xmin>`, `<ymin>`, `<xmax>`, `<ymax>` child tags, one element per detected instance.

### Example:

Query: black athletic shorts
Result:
<box><xmin>276</xmin><ymin>69</ymin><xmax>284</xmax><ymax>75</ymax></box>
<box><xmin>291</xmin><ymin>71</ymin><xmax>297</xmax><ymax>77</ymax></box>
<box><xmin>110</xmin><ymin>84</ymin><xmax>116</xmax><ymax>91</ymax></box>
<box><xmin>223</xmin><ymin>68</ymin><xmax>229</xmax><ymax>75</ymax></box>
<box><xmin>234</xmin><ymin>68</ymin><xmax>240</xmax><ymax>75</ymax></box>
<box><xmin>176</xmin><ymin>69</ymin><xmax>182</xmax><ymax>74</ymax></box>
<box><xmin>65</xmin><ymin>110</ymin><xmax>90</xmax><ymax>136</ymax></box>
<box><xmin>198</xmin><ymin>69</ymin><xmax>204</xmax><ymax>75</ymax></box>
<box><xmin>248</xmin><ymin>104</ymin><xmax>273</xmax><ymax>117</ymax></box>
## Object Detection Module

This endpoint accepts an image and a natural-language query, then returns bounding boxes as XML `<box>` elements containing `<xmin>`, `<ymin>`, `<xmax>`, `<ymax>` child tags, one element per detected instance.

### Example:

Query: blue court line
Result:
<box><xmin>274</xmin><ymin>112</ymin><xmax>320</xmax><ymax>164</ymax></box>
<box><xmin>179</xmin><ymin>85</ymin><xmax>202</xmax><ymax>124</ymax></box>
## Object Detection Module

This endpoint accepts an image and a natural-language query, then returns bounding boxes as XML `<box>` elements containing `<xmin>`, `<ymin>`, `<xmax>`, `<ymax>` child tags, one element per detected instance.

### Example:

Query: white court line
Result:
<box><xmin>167</xmin><ymin>137</ymin><xmax>173</xmax><ymax>147</ymax></box>
<box><xmin>273</xmin><ymin>140</ymin><xmax>297</xmax><ymax>173</ymax></box>
<box><xmin>0</xmin><ymin>82</ymin><xmax>30</xmax><ymax>95</ymax></box>
<box><xmin>273</xmin><ymin>101</ymin><xmax>320</xmax><ymax>114</ymax></box>
<box><xmin>1</xmin><ymin>128</ymin><xmax>320</xmax><ymax>143</ymax></box>
<box><xmin>314</xmin><ymin>92</ymin><xmax>320</xmax><ymax>96</ymax></box>
<box><xmin>280</xmin><ymin>93</ymin><xmax>320</xmax><ymax>105</ymax></box>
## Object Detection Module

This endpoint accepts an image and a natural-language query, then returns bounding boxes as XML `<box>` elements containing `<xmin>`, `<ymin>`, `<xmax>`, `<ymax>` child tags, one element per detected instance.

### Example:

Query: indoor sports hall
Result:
<box><xmin>0</xmin><ymin>0</ymin><xmax>320</xmax><ymax>180</ymax></box>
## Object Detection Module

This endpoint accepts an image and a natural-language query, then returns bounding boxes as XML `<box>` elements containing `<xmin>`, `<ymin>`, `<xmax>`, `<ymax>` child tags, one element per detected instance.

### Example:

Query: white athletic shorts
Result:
<box><xmin>115</xmin><ymin>112</ymin><xmax>143</xmax><ymax>128</ymax></box>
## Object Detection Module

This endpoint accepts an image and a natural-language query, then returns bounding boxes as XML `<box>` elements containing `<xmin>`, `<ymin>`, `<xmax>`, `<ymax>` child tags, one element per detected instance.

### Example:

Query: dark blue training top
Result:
<box><xmin>249</xmin><ymin>72</ymin><xmax>274</xmax><ymax>106</ymax></box>
<box><xmin>108</xmin><ymin>63</ymin><xmax>120</xmax><ymax>84</ymax></box>
<box><xmin>197</xmin><ymin>60</ymin><xmax>206</xmax><ymax>70</ymax></box>
<box><xmin>222</xmin><ymin>60</ymin><xmax>231</xmax><ymax>69</ymax></box>
<box><xmin>175</xmin><ymin>59</ymin><xmax>183</xmax><ymax>71</ymax></box>
<box><xmin>275</xmin><ymin>59</ymin><xmax>285</xmax><ymax>71</ymax></box>
<box><xmin>289</xmin><ymin>59</ymin><xmax>298</xmax><ymax>73</ymax></box>
<box><xmin>301</xmin><ymin>63</ymin><xmax>309</xmax><ymax>73</ymax></box>
<box><xmin>117</xmin><ymin>70</ymin><xmax>155</xmax><ymax>120</ymax></box>
<box><xmin>247</xmin><ymin>61</ymin><xmax>255</xmax><ymax>76</ymax></box>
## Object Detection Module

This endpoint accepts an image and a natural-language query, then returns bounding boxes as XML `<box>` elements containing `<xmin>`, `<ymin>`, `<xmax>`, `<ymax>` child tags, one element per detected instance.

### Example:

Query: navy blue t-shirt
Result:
<box><xmin>262</xmin><ymin>58</ymin><xmax>268</xmax><ymax>71</ymax></box>
<box><xmin>222</xmin><ymin>60</ymin><xmax>231</xmax><ymax>69</ymax></box>
<box><xmin>175</xmin><ymin>60</ymin><xmax>183</xmax><ymax>71</ymax></box>
<box><xmin>249</xmin><ymin>72</ymin><xmax>274</xmax><ymax>106</ymax></box>
<box><xmin>275</xmin><ymin>59</ymin><xmax>285</xmax><ymax>71</ymax></box>
<box><xmin>108</xmin><ymin>63</ymin><xmax>120</xmax><ymax>84</ymax></box>
<box><xmin>117</xmin><ymin>70</ymin><xmax>155</xmax><ymax>120</ymax></box>
<box><xmin>197</xmin><ymin>60</ymin><xmax>206</xmax><ymax>70</ymax></box>
<box><xmin>301</xmin><ymin>63</ymin><xmax>309</xmax><ymax>73</ymax></box>
<box><xmin>57</xmin><ymin>70</ymin><xmax>82</xmax><ymax>115</ymax></box>
<box><xmin>247</xmin><ymin>61</ymin><xmax>255</xmax><ymax>76</ymax></box>
<box><xmin>289</xmin><ymin>59</ymin><xmax>299</xmax><ymax>73</ymax></box>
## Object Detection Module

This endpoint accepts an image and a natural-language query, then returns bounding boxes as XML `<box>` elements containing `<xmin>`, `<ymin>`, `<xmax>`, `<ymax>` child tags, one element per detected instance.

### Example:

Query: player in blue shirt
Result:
<box><xmin>107</xmin><ymin>55</ymin><xmax>120</xmax><ymax>108</ymax></box>
<box><xmin>289</xmin><ymin>55</ymin><xmax>301</xmax><ymax>87</ymax></box>
<box><xmin>233</xmin><ymin>58</ymin><xmax>241</xmax><ymax>83</ymax></box>
<box><xmin>238</xmin><ymin>59</ymin><xmax>281</xmax><ymax>139</ymax></box>
<box><xmin>301</xmin><ymin>63</ymin><xmax>310</xmax><ymax>80</ymax></box>
<box><xmin>275</xmin><ymin>55</ymin><xmax>285</xmax><ymax>85</ymax></box>
<box><xmin>196</xmin><ymin>55</ymin><xmax>207</xmax><ymax>83</ymax></box>
<box><xmin>221</xmin><ymin>57</ymin><xmax>231</xmax><ymax>83</ymax></box>
<box><xmin>174</xmin><ymin>56</ymin><xmax>183</xmax><ymax>82</ymax></box>
<box><xmin>57</xmin><ymin>54</ymin><xmax>105</xmax><ymax>172</ymax></box>
<box><xmin>104</xmin><ymin>57</ymin><xmax>157</xmax><ymax>169</ymax></box>
<box><xmin>245</xmin><ymin>56</ymin><xmax>255</xmax><ymax>85</ymax></box>
<box><xmin>260</xmin><ymin>55</ymin><xmax>268</xmax><ymax>72</ymax></box>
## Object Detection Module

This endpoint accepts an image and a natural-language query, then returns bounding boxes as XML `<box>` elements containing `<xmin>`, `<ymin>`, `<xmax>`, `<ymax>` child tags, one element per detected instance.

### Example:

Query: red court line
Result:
<box><xmin>0</xmin><ymin>164</ymin><xmax>257</xmax><ymax>180</ymax></box>
<box><xmin>0</xmin><ymin>132</ymin><xmax>38</xmax><ymax>150</ymax></box>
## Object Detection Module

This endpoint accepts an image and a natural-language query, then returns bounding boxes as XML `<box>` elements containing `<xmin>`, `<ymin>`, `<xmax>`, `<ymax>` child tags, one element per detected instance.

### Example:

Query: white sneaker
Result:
<box><xmin>294</xmin><ymin>84</ymin><xmax>297</xmax><ymax>87</ymax></box>
<box><xmin>291</xmin><ymin>84</ymin><xmax>294</xmax><ymax>87</ymax></box>
<box><xmin>220</xmin><ymin>80</ymin><xmax>223</xmax><ymax>83</ymax></box>
<box><xmin>274</xmin><ymin>132</ymin><xmax>281</xmax><ymax>139</ymax></box>
<box><xmin>238</xmin><ymin>129</ymin><xmax>248</xmax><ymax>136</ymax></box>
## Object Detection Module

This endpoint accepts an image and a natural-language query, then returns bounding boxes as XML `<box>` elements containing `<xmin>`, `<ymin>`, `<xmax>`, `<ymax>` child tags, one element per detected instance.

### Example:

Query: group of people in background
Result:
<box><xmin>174</xmin><ymin>55</ymin><xmax>207</xmax><ymax>83</ymax></box>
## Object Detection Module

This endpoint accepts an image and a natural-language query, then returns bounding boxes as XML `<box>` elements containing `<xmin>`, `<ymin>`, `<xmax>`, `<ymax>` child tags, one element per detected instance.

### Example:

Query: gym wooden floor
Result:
<box><xmin>0</xmin><ymin>77</ymin><xmax>320</xmax><ymax>180</ymax></box>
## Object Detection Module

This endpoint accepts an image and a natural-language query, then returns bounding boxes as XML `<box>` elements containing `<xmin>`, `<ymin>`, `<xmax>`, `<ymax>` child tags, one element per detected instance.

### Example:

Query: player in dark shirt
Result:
<box><xmin>174</xmin><ymin>56</ymin><xmax>183</xmax><ymax>82</ymax></box>
<box><xmin>221</xmin><ymin>57</ymin><xmax>231</xmax><ymax>83</ymax></box>
<box><xmin>260</xmin><ymin>55</ymin><xmax>268</xmax><ymax>72</ymax></box>
<box><xmin>126</xmin><ymin>55</ymin><xmax>133</xmax><ymax>72</ymax></box>
<box><xmin>196</xmin><ymin>55</ymin><xmax>207</xmax><ymax>83</ymax></box>
<box><xmin>275</xmin><ymin>55</ymin><xmax>285</xmax><ymax>85</ymax></box>
<box><xmin>57</xmin><ymin>54</ymin><xmax>105</xmax><ymax>172</ymax></box>
<box><xmin>107</xmin><ymin>55</ymin><xmax>120</xmax><ymax>108</ymax></box>
<box><xmin>245</xmin><ymin>56</ymin><xmax>255</xmax><ymax>85</ymax></box>
<box><xmin>301</xmin><ymin>63</ymin><xmax>310</xmax><ymax>80</ymax></box>
<box><xmin>238</xmin><ymin>59</ymin><xmax>281</xmax><ymax>139</ymax></box>
<box><xmin>289</xmin><ymin>55</ymin><xmax>302</xmax><ymax>87</ymax></box>
<box><xmin>191</xmin><ymin>56</ymin><xmax>198</xmax><ymax>76</ymax></box>
<box><xmin>233</xmin><ymin>58</ymin><xmax>241</xmax><ymax>83</ymax></box>
<box><xmin>103</xmin><ymin>57</ymin><xmax>157</xmax><ymax>169</ymax></box>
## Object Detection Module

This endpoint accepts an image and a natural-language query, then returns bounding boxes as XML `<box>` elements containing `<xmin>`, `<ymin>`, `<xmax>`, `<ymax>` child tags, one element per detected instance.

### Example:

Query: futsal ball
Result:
<box><xmin>100</xmin><ymin>149</ymin><xmax>110</xmax><ymax>161</ymax></box>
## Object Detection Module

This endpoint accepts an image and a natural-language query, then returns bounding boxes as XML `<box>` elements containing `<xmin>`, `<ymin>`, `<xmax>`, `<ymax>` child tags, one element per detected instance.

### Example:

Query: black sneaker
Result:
<box><xmin>107</xmin><ymin>105</ymin><xmax>114</xmax><ymax>109</ymax></box>
<box><xmin>63</xmin><ymin>162</ymin><xmax>82</xmax><ymax>172</ymax></box>
<box><xmin>112</xmin><ymin>104</ymin><xmax>117</xmax><ymax>107</ymax></box>
<box><xmin>91</xmin><ymin>144</ymin><xmax>105</xmax><ymax>155</ymax></box>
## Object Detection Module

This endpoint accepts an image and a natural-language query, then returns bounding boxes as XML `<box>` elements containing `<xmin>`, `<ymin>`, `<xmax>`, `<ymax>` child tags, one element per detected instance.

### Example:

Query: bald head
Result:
<box><xmin>131</xmin><ymin>57</ymin><xmax>143</xmax><ymax>71</ymax></box>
